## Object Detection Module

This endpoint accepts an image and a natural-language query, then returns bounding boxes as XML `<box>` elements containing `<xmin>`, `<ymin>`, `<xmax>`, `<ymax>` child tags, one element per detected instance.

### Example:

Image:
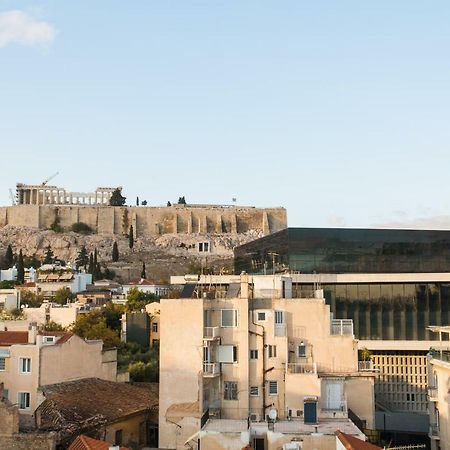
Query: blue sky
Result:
<box><xmin>1</xmin><ymin>1</ymin><xmax>450</xmax><ymax>228</ymax></box>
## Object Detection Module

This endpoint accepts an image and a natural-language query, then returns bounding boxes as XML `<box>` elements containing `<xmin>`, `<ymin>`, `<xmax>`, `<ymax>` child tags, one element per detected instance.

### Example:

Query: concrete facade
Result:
<box><xmin>160</xmin><ymin>274</ymin><xmax>376</xmax><ymax>450</ymax></box>
<box><xmin>0</xmin><ymin>204</ymin><xmax>287</xmax><ymax>237</ymax></box>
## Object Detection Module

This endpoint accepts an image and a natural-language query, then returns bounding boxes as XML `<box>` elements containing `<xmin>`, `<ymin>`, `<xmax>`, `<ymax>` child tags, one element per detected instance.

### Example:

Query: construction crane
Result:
<box><xmin>9</xmin><ymin>189</ymin><xmax>16</xmax><ymax>205</ymax></box>
<box><xmin>41</xmin><ymin>172</ymin><xmax>59</xmax><ymax>186</ymax></box>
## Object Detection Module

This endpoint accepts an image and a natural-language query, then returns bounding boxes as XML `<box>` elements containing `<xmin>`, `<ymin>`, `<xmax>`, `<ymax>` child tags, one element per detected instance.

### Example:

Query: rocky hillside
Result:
<box><xmin>0</xmin><ymin>226</ymin><xmax>263</xmax><ymax>280</ymax></box>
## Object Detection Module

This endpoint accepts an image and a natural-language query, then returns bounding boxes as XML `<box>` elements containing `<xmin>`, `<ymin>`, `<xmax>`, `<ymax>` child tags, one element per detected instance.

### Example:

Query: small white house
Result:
<box><xmin>122</xmin><ymin>278</ymin><xmax>169</xmax><ymax>297</ymax></box>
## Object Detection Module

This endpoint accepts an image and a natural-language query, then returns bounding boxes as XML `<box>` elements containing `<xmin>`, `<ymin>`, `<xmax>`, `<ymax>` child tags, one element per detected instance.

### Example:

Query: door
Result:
<box><xmin>326</xmin><ymin>382</ymin><xmax>343</xmax><ymax>410</ymax></box>
<box><xmin>253</xmin><ymin>438</ymin><xmax>265</xmax><ymax>450</ymax></box>
<box><xmin>304</xmin><ymin>401</ymin><xmax>317</xmax><ymax>424</ymax></box>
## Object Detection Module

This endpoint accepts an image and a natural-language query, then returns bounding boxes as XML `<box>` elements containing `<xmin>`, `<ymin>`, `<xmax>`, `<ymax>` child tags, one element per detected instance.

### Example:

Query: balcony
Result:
<box><xmin>203</xmin><ymin>362</ymin><xmax>220</xmax><ymax>377</ymax></box>
<box><xmin>321</xmin><ymin>400</ymin><xmax>348</xmax><ymax>419</ymax></box>
<box><xmin>429</xmin><ymin>423</ymin><xmax>440</xmax><ymax>439</ymax></box>
<box><xmin>358</xmin><ymin>360</ymin><xmax>377</xmax><ymax>372</ymax></box>
<box><xmin>286</xmin><ymin>363</ymin><xmax>317</xmax><ymax>374</ymax></box>
<box><xmin>203</xmin><ymin>327</ymin><xmax>220</xmax><ymax>340</ymax></box>
<box><xmin>331</xmin><ymin>319</ymin><xmax>354</xmax><ymax>336</ymax></box>
<box><xmin>428</xmin><ymin>387</ymin><xmax>438</xmax><ymax>401</ymax></box>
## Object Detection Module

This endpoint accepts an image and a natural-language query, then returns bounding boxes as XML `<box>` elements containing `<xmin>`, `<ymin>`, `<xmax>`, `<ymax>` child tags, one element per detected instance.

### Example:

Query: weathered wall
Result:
<box><xmin>0</xmin><ymin>205</ymin><xmax>287</xmax><ymax>237</ymax></box>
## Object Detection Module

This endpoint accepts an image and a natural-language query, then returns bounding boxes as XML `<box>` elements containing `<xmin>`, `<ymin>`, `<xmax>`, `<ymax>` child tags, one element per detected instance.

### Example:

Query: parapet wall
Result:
<box><xmin>0</xmin><ymin>205</ymin><xmax>287</xmax><ymax>237</ymax></box>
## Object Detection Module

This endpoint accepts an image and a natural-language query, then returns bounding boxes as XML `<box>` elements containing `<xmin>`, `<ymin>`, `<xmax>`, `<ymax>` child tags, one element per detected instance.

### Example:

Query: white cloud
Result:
<box><xmin>372</xmin><ymin>215</ymin><xmax>450</xmax><ymax>230</ymax></box>
<box><xmin>0</xmin><ymin>10</ymin><xmax>55</xmax><ymax>48</ymax></box>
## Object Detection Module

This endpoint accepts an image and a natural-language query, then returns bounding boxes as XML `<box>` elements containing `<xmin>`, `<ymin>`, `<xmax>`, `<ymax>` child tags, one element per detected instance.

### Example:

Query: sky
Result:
<box><xmin>1</xmin><ymin>1</ymin><xmax>450</xmax><ymax>229</ymax></box>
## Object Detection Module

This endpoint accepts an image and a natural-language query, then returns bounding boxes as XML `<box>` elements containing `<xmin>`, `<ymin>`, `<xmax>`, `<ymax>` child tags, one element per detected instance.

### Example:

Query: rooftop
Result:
<box><xmin>336</xmin><ymin>430</ymin><xmax>383</xmax><ymax>450</ymax></box>
<box><xmin>125</xmin><ymin>278</ymin><xmax>167</xmax><ymax>286</ymax></box>
<box><xmin>37</xmin><ymin>378</ymin><xmax>158</xmax><ymax>431</ymax></box>
<box><xmin>68</xmin><ymin>435</ymin><xmax>129</xmax><ymax>450</ymax></box>
<box><xmin>0</xmin><ymin>331</ymin><xmax>28</xmax><ymax>346</ymax></box>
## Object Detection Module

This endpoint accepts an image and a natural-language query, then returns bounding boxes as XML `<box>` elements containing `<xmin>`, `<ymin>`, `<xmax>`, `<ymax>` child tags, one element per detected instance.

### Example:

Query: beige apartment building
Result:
<box><xmin>426</xmin><ymin>325</ymin><xmax>450</xmax><ymax>450</ymax></box>
<box><xmin>160</xmin><ymin>273</ymin><xmax>377</xmax><ymax>450</ymax></box>
<box><xmin>0</xmin><ymin>326</ymin><xmax>117</xmax><ymax>428</ymax></box>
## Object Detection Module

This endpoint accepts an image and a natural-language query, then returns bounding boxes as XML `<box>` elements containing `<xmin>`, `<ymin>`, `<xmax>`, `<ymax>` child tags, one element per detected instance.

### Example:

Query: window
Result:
<box><xmin>152</xmin><ymin>322</ymin><xmax>158</xmax><ymax>332</ymax></box>
<box><xmin>298</xmin><ymin>342</ymin><xmax>306</xmax><ymax>357</ymax></box>
<box><xmin>115</xmin><ymin>429</ymin><xmax>123</xmax><ymax>446</ymax></box>
<box><xmin>257</xmin><ymin>312</ymin><xmax>266</xmax><ymax>321</ymax></box>
<box><xmin>224</xmin><ymin>381</ymin><xmax>238</xmax><ymax>400</ymax></box>
<box><xmin>275</xmin><ymin>311</ymin><xmax>284</xmax><ymax>324</ymax></box>
<box><xmin>269</xmin><ymin>381</ymin><xmax>278</xmax><ymax>395</ymax></box>
<box><xmin>250</xmin><ymin>386</ymin><xmax>259</xmax><ymax>396</ymax></box>
<box><xmin>19</xmin><ymin>358</ymin><xmax>31</xmax><ymax>374</ymax></box>
<box><xmin>0</xmin><ymin>357</ymin><xmax>5</xmax><ymax>371</ymax></box>
<box><xmin>18</xmin><ymin>392</ymin><xmax>30</xmax><ymax>410</ymax></box>
<box><xmin>268</xmin><ymin>345</ymin><xmax>277</xmax><ymax>358</ymax></box>
<box><xmin>218</xmin><ymin>345</ymin><xmax>238</xmax><ymax>363</ymax></box>
<box><xmin>221</xmin><ymin>309</ymin><xmax>238</xmax><ymax>327</ymax></box>
<box><xmin>198</xmin><ymin>242</ymin><xmax>210</xmax><ymax>253</ymax></box>
<box><xmin>2</xmin><ymin>389</ymin><xmax>8</xmax><ymax>401</ymax></box>
<box><xmin>250</xmin><ymin>350</ymin><xmax>258</xmax><ymax>360</ymax></box>
<box><xmin>42</xmin><ymin>336</ymin><xmax>55</xmax><ymax>344</ymax></box>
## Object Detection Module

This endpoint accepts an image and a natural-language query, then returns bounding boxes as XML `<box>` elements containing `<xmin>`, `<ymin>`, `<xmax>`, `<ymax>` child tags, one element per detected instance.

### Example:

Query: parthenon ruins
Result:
<box><xmin>15</xmin><ymin>183</ymin><xmax>120</xmax><ymax>206</ymax></box>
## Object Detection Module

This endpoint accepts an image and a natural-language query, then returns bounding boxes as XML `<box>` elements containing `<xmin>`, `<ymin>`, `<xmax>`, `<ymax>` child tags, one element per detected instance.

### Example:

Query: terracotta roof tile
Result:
<box><xmin>336</xmin><ymin>431</ymin><xmax>383</xmax><ymax>450</ymax></box>
<box><xmin>0</xmin><ymin>331</ymin><xmax>29</xmax><ymax>346</ymax></box>
<box><xmin>37</xmin><ymin>378</ymin><xmax>158</xmax><ymax>430</ymax></box>
<box><xmin>68</xmin><ymin>434</ymin><xmax>128</xmax><ymax>450</ymax></box>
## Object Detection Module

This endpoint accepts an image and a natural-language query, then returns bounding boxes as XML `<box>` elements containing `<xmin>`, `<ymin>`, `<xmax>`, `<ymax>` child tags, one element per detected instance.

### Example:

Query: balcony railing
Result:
<box><xmin>429</xmin><ymin>423</ymin><xmax>440</xmax><ymax>438</ymax></box>
<box><xmin>429</xmin><ymin>349</ymin><xmax>450</xmax><ymax>363</ymax></box>
<box><xmin>358</xmin><ymin>360</ymin><xmax>376</xmax><ymax>371</ymax></box>
<box><xmin>428</xmin><ymin>388</ymin><xmax>438</xmax><ymax>400</ymax></box>
<box><xmin>203</xmin><ymin>327</ymin><xmax>220</xmax><ymax>340</ymax></box>
<box><xmin>331</xmin><ymin>319</ymin><xmax>354</xmax><ymax>336</ymax></box>
<box><xmin>203</xmin><ymin>362</ymin><xmax>220</xmax><ymax>377</ymax></box>
<box><xmin>286</xmin><ymin>362</ymin><xmax>317</xmax><ymax>374</ymax></box>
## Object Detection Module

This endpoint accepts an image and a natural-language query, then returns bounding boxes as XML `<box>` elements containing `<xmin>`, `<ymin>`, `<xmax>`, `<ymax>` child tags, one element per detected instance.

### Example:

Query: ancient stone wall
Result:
<box><xmin>0</xmin><ymin>205</ymin><xmax>287</xmax><ymax>237</ymax></box>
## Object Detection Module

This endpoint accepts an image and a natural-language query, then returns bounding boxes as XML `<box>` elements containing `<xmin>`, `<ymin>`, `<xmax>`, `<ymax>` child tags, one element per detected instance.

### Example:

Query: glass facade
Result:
<box><xmin>294</xmin><ymin>283</ymin><xmax>450</xmax><ymax>341</ymax></box>
<box><xmin>234</xmin><ymin>228</ymin><xmax>450</xmax><ymax>274</ymax></box>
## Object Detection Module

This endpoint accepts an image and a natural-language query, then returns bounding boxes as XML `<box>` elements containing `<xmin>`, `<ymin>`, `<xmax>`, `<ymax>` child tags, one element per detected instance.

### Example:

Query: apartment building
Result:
<box><xmin>160</xmin><ymin>274</ymin><xmax>376</xmax><ymax>450</ymax></box>
<box><xmin>0</xmin><ymin>325</ymin><xmax>117</xmax><ymax>428</ymax></box>
<box><xmin>426</xmin><ymin>326</ymin><xmax>450</xmax><ymax>450</ymax></box>
<box><xmin>234</xmin><ymin>227</ymin><xmax>450</xmax><ymax>438</ymax></box>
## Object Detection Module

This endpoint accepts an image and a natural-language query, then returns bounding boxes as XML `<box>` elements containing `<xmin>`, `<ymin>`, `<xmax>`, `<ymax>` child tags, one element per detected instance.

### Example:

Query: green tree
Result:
<box><xmin>167</xmin><ymin>201</ymin><xmax>172</xmax><ymax>207</ymax></box>
<box><xmin>136</xmin><ymin>196</ymin><xmax>139</xmax><ymax>206</ymax></box>
<box><xmin>0</xmin><ymin>280</ymin><xmax>17</xmax><ymax>289</ymax></box>
<box><xmin>42</xmin><ymin>321</ymin><xmax>65</xmax><ymax>331</ymax></box>
<box><xmin>71</xmin><ymin>222</ymin><xmax>93</xmax><ymax>234</ymax></box>
<box><xmin>5</xmin><ymin>244</ymin><xmax>13</xmax><ymax>268</ymax></box>
<box><xmin>177</xmin><ymin>196</ymin><xmax>186</xmax><ymax>205</ymax></box>
<box><xmin>104</xmin><ymin>302</ymin><xmax>124</xmax><ymax>332</ymax></box>
<box><xmin>43</xmin><ymin>245</ymin><xmax>54</xmax><ymax>264</ymax></box>
<box><xmin>88</xmin><ymin>252</ymin><xmax>94</xmax><ymax>275</ymax></box>
<box><xmin>129</xmin><ymin>225</ymin><xmax>134</xmax><ymax>249</ymax></box>
<box><xmin>54</xmin><ymin>287</ymin><xmax>75</xmax><ymax>305</ymax></box>
<box><xmin>76</xmin><ymin>246</ymin><xmax>89</xmax><ymax>270</ymax></box>
<box><xmin>141</xmin><ymin>262</ymin><xmax>146</xmax><ymax>279</ymax></box>
<box><xmin>112</xmin><ymin>242</ymin><xmax>119</xmax><ymax>262</ymax></box>
<box><xmin>126</xmin><ymin>287</ymin><xmax>158</xmax><ymax>312</ymax></box>
<box><xmin>109</xmin><ymin>188</ymin><xmax>126</xmax><ymax>206</ymax></box>
<box><xmin>20</xmin><ymin>289</ymin><xmax>44</xmax><ymax>307</ymax></box>
<box><xmin>72</xmin><ymin>310</ymin><xmax>120</xmax><ymax>348</ymax></box>
<box><xmin>16</xmin><ymin>249</ymin><xmax>25</xmax><ymax>284</ymax></box>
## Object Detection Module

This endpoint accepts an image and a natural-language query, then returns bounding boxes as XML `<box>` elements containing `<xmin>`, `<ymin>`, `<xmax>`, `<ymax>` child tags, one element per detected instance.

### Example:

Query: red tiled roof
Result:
<box><xmin>68</xmin><ymin>435</ymin><xmax>128</xmax><ymax>450</ymax></box>
<box><xmin>0</xmin><ymin>331</ymin><xmax>28</xmax><ymax>346</ymax></box>
<box><xmin>336</xmin><ymin>431</ymin><xmax>383</xmax><ymax>450</ymax></box>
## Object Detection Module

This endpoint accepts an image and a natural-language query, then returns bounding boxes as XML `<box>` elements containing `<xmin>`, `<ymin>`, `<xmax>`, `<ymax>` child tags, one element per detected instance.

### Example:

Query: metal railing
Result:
<box><xmin>428</xmin><ymin>388</ymin><xmax>438</xmax><ymax>399</ymax></box>
<box><xmin>286</xmin><ymin>362</ymin><xmax>317</xmax><ymax>374</ymax></box>
<box><xmin>429</xmin><ymin>349</ymin><xmax>450</xmax><ymax>363</ymax></box>
<box><xmin>330</xmin><ymin>319</ymin><xmax>354</xmax><ymax>336</ymax></box>
<box><xmin>203</xmin><ymin>362</ymin><xmax>220</xmax><ymax>376</ymax></box>
<box><xmin>429</xmin><ymin>423</ymin><xmax>440</xmax><ymax>437</ymax></box>
<box><xmin>358</xmin><ymin>360</ymin><xmax>375</xmax><ymax>371</ymax></box>
<box><xmin>203</xmin><ymin>327</ymin><xmax>220</xmax><ymax>339</ymax></box>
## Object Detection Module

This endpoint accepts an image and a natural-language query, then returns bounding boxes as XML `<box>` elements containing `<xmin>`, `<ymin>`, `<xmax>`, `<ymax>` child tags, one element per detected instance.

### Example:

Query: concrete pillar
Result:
<box><xmin>231</xmin><ymin>213</ymin><xmax>237</xmax><ymax>234</ymax></box>
<box><xmin>42</xmin><ymin>190</ymin><xmax>46</xmax><ymax>205</ymax></box>
<box><xmin>215</xmin><ymin>215</ymin><xmax>223</xmax><ymax>233</ymax></box>
<box><xmin>187</xmin><ymin>211</ymin><xmax>193</xmax><ymax>234</ymax></box>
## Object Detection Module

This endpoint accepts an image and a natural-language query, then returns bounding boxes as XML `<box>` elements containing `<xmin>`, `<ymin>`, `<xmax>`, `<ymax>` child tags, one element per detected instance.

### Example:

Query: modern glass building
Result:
<box><xmin>234</xmin><ymin>228</ymin><xmax>450</xmax><ymax>275</ymax></box>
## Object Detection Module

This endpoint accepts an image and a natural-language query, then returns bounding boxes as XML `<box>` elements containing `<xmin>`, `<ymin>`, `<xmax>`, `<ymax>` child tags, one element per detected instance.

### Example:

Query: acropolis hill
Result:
<box><xmin>0</xmin><ymin>183</ymin><xmax>287</xmax><ymax>278</ymax></box>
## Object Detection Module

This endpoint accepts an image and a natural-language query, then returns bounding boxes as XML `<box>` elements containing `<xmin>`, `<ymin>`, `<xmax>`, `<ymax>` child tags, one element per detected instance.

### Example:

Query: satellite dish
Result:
<box><xmin>269</xmin><ymin>409</ymin><xmax>277</xmax><ymax>421</ymax></box>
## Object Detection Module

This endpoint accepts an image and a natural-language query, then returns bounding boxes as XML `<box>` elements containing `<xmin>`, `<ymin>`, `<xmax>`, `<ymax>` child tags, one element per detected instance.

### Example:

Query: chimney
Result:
<box><xmin>240</xmin><ymin>271</ymin><xmax>249</xmax><ymax>298</ymax></box>
<box><xmin>28</xmin><ymin>322</ymin><xmax>38</xmax><ymax>344</ymax></box>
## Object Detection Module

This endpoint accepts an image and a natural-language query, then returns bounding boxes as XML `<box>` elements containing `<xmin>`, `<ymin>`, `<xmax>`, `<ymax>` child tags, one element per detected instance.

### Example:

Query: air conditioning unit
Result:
<box><xmin>249</xmin><ymin>413</ymin><xmax>260</xmax><ymax>422</ymax></box>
